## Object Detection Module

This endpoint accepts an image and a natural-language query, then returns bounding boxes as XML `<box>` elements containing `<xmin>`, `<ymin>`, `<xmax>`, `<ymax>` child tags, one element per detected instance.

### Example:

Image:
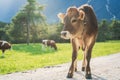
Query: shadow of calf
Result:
<box><xmin>75</xmin><ymin>71</ymin><xmax>106</xmax><ymax>80</ymax></box>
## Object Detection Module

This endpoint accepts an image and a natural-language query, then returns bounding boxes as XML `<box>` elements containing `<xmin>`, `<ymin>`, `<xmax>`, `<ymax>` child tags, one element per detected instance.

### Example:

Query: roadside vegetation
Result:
<box><xmin>0</xmin><ymin>40</ymin><xmax>120</xmax><ymax>74</ymax></box>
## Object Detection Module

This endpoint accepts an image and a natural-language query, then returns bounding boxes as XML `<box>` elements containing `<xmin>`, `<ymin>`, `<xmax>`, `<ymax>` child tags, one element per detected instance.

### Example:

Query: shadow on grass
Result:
<box><xmin>12</xmin><ymin>44</ymin><xmax>57</xmax><ymax>55</ymax></box>
<box><xmin>0</xmin><ymin>56</ymin><xmax>6</xmax><ymax>59</ymax></box>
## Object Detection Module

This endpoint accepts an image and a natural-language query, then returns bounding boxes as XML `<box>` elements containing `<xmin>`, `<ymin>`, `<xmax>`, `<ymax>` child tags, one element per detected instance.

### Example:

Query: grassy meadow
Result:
<box><xmin>0</xmin><ymin>40</ymin><xmax>120</xmax><ymax>74</ymax></box>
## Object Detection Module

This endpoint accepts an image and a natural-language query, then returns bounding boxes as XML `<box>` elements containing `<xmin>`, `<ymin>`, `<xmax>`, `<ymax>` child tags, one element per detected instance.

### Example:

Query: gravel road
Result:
<box><xmin>0</xmin><ymin>53</ymin><xmax>120</xmax><ymax>80</ymax></box>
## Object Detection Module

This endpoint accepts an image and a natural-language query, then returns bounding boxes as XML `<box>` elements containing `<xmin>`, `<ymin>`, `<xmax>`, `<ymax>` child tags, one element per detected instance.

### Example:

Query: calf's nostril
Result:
<box><xmin>61</xmin><ymin>32</ymin><xmax>67</xmax><ymax>36</ymax></box>
<box><xmin>63</xmin><ymin>33</ymin><xmax>67</xmax><ymax>36</ymax></box>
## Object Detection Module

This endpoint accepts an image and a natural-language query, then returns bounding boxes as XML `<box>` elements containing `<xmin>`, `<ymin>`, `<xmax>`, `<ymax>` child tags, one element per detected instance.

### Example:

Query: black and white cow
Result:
<box><xmin>42</xmin><ymin>40</ymin><xmax>57</xmax><ymax>50</ymax></box>
<box><xmin>0</xmin><ymin>40</ymin><xmax>11</xmax><ymax>57</ymax></box>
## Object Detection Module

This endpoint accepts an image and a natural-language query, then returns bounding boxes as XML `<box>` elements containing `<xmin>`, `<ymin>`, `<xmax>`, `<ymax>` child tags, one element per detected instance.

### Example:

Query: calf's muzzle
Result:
<box><xmin>61</xmin><ymin>31</ymin><xmax>71</xmax><ymax>39</ymax></box>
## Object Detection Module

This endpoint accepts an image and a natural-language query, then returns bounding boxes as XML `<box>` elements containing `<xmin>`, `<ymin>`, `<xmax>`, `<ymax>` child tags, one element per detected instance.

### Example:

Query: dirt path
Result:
<box><xmin>0</xmin><ymin>53</ymin><xmax>120</xmax><ymax>80</ymax></box>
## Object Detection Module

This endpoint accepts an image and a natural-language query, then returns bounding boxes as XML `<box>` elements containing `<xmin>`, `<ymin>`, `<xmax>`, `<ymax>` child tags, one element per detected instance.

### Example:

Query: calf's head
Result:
<box><xmin>58</xmin><ymin>7</ymin><xmax>85</xmax><ymax>39</ymax></box>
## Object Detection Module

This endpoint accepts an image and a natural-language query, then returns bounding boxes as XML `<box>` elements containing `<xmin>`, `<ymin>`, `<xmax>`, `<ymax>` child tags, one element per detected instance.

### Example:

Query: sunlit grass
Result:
<box><xmin>0</xmin><ymin>40</ymin><xmax>120</xmax><ymax>74</ymax></box>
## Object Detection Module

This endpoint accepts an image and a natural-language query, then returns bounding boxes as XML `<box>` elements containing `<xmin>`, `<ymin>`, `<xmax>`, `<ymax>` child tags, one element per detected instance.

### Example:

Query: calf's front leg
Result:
<box><xmin>67</xmin><ymin>50</ymin><xmax>78</xmax><ymax>78</ymax></box>
<box><xmin>82</xmin><ymin>52</ymin><xmax>86</xmax><ymax>71</ymax></box>
<box><xmin>67</xmin><ymin>39</ymin><xmax>78</xmax><ymax>78</ymax></box>
<box><xmin>85</xmin><ymin>48</ymin><xmax>92</xmax><ymax>79</ymax></box>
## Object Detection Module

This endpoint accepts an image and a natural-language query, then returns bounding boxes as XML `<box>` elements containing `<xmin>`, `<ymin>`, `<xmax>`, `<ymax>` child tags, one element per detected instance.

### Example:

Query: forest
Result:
<box><xmin>0</xmin><ymin>0</ymin><xmax>120</xmax><ymax>44</ymax></box>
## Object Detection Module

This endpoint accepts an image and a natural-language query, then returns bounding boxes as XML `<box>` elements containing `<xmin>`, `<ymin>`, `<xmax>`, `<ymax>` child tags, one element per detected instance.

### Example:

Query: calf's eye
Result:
<box><xmin>71</xmin><ymin>19</ymin><xmax>77</xmax><ymax>23</ymax></box>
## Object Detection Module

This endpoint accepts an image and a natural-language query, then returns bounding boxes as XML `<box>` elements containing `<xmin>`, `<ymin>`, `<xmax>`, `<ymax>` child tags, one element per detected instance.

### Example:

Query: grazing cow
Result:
<box><xmin>57</xmin><ymin>4</ymin><xmax>98</xmax><ymax>79</ymax></box>
<box><xmin>0</xmin><ymin>40</ymin><xmax>11</xmax><ymax>57</ymax></box>
<box><xmin>42</xmin><ymin>40</ymin><xmax>57</xmax><ymax>50</ymax></box>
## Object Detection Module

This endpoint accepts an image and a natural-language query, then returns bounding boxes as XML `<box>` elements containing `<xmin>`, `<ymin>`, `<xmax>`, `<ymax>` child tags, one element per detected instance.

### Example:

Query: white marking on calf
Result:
<box><xmin>42</xmin><ymin>40</ymin><xmax>48</xmax><ymax>51</ymax></box>
<box><xmin>1</xmin><ymin>41</ymin><xmax>8</xmax><ymax>47</ymax></box>
<box><xmin>42</xmin><ymin>40</ymin><xmax>48</xmax><ymax>47</ymax></box>
<box><xmin>61</xmin><ymin>31</ymin><xmax>71</xmax><ymax>39</ymax></box>
<box><xmin>50</xmin><ymin>40</ymin><xmax>55</xmax><ymax>43</ymax></box>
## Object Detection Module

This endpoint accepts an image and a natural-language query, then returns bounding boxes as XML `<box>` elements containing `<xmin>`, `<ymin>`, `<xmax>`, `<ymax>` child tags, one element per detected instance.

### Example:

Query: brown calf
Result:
<box><xmin>0</xmin><ymin>40</ymin><xmax>11</xmax><ymax>57</ymax></box>
<box><xmin>58</xmin><ymin>4</ymin><xmax>98</xmax><ymax>79</ymax></box>
<box><xmin>42</xmin><ymin>40</ymin><xmax>57</xmax><ymax>50</ymax></box>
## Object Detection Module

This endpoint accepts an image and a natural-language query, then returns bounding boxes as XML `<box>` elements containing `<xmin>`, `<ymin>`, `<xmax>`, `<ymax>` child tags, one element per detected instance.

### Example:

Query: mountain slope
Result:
<box><xmin>0</xmin><ymin>0</ymin><xmax>120</xmax><ymax>23</ymax></box>
<box><xmin>39</xmin><ymin>0</ymin><xmax>120</xmax><ymax>23</ymax></box>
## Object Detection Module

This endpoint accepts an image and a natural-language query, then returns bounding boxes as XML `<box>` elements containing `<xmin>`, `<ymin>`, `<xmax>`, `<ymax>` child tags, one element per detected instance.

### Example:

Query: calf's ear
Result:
<box><xmin>79</xmin><ymin>10</ymin><xmax>85</xmax><ymax>20</ymax></box>
<box><xmin>57</xmin><ymin>13</ymin><xmax>65</xmax><ymax>23</ymax></box>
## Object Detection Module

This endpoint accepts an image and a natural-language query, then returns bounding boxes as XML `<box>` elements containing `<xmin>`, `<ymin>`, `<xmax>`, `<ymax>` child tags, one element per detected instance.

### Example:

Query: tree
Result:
<box><xmin>10</xmin><ymin>0</ymin><xmax>46</xmax><ymax>44</ymax></box>
<box><xmin>110</xmin><ymin>20</ymin><xmax>120</xmax><ymax>40</ymax></box>
<box><xmin>97</xmin><ymin>19</ymin><xmax>109</xmax><ymax>41</ymax></box>
<box><xmin>0</xmin><ymin>21</ymin><xmax>6</xmax><ymax>39</ymax></box>
<box><xmin>0</xmin><ymin>22</ymin><xmax>11</xmax><ymax>40</ymax></box>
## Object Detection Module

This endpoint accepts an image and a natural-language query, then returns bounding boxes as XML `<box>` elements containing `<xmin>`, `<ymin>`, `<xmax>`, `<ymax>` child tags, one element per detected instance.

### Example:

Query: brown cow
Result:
<box><xmin>58</xmin><ymin>4</ymin><xmax>98</xmax><ymax>79</ymax></box>
<box><xmin>42</xmin><ymin>40</ymin><xmax>57</xmax><ymax>50</ymax></box>
<box><xmin>0</xmin><ymin>40</ymin><xmax>11</xmax><ymax>57</ymax></box>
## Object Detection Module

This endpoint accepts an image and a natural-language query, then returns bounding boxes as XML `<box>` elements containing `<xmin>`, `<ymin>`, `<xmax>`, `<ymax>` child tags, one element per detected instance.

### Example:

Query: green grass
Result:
<box><xmin>0</xmin><ymin>40</ymin><xmax>120</xmax><ymax>74</ymax></box>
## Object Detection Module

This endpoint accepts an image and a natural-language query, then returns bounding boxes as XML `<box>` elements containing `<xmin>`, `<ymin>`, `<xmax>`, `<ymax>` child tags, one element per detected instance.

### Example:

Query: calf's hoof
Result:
<box><xmin>67</xmin><ymin>73</ymin><xmax>73</xmax><ymax>78</ymax></box>
<box><xmin>75</xmin><ymin>68</ymin><xmax>77</xmax><ymax>72</ymax></box>
<box><xmin>85</xmin><ymin>74</ymin><xmax>92</xmax><ymax>79</ymax></box>
<box><xmin>81</xmin><ymin>67</ymin><xmax>85</xmax><ymax>71</ymax></box>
